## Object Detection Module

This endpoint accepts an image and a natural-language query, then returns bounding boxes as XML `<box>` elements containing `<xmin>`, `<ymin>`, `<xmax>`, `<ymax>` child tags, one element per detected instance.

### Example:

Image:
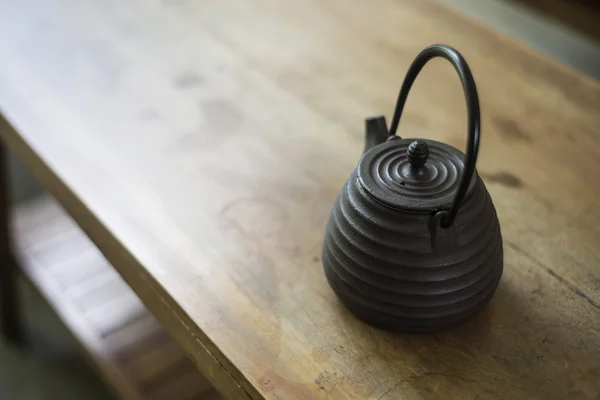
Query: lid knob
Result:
<box><xmin>407</xmin><ymin>140</ymin><xmax>429</xmax><ymax>168</ymax></box>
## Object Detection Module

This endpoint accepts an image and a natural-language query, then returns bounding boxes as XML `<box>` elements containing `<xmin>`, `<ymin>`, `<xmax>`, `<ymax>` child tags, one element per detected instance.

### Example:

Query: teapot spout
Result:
<box><xmin>364</xmin><ymin>116</ymin><xmax>390</xmax><ymax>154</ymax></box>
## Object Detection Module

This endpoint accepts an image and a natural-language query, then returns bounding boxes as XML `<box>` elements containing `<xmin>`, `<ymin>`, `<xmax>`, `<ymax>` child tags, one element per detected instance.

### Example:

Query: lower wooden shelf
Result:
<box><xmin>12</xmin><ymin>195</ymin><xmax>220</xmax><ymax>400</ymax></box>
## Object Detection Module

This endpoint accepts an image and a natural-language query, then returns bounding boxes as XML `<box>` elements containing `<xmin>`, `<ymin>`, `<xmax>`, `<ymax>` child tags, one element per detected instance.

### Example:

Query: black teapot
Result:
<box><xmin>322</xmin><ymin>45</ymin><xmax>503</xmax><ymax>332</ymax></box>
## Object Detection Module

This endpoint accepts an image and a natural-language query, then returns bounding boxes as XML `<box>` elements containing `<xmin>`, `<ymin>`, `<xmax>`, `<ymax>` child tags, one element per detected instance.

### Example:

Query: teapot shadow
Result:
<box><xmin>332</xmin><ymin>277</ymin><xmax>596</xmax><ymax>400</ymax></box>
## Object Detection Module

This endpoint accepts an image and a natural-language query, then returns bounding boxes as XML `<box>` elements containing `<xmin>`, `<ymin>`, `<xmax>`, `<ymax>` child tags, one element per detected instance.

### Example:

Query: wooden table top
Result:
<box><xmin>1</xmin><ymin>0</ymin><xmax>599</xmax><ymax>399</ymax></box>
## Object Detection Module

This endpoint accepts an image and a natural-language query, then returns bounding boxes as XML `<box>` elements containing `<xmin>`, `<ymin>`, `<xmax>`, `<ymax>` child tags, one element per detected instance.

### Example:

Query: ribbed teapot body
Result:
<box><xmin>322</xmin><ymin>170</ymin><xmax>503</xmax><ymax>332</ymax></box>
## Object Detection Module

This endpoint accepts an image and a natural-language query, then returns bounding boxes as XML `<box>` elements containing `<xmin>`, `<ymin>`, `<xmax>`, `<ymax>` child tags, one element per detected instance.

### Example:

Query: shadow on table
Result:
<box><xmin>334</xmin><ymin>255</ymin><xmax>599</xmax><ymax>400</ymax></box>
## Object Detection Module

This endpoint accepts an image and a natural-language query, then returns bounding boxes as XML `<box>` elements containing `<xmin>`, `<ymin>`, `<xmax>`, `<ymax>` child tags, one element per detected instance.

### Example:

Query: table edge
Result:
<box><xmin>0</xmin><ymin>114</ymin><xmax>263</xmax><ymax>400</ymax></box>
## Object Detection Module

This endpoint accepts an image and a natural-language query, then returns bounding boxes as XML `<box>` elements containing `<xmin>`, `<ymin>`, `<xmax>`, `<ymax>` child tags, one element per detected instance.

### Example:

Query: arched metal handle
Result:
<box><xmin>388</xmin><ymin>44</ymin><xmax>481</xmax><ymax>228</ymax></box>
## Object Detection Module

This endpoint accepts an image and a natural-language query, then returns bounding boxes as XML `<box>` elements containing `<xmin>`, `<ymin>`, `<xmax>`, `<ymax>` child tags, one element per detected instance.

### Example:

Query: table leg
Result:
<box><xmin>0</xmin><ymin>141</ymin><xmax>23</xmax><ymax>344</ymax></box>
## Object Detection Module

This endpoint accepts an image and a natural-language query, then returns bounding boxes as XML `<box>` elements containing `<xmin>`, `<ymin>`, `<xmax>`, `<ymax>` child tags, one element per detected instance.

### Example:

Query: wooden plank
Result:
<box><xmin>85</xmin><ymin>292</ymin><xmax>146</xmax><ymax>337</ymax></box>
<box><xmin>102</xmin><ymin>315</ymin><xmax>165</xmax><ymax>358</ymax></box>
<box><xmin>74</xmin><ymin>277</ymin><xmax>132</xmax><ymax>312</ymax></box>
<box><xmin>54</xmin><ymin>256</ymin><xmax>118</xmax><ymax>291</ymax></box>
<box><xmin>11</xmin><ymin>196</ymin><xmax>218</xmax><ymax>400</ymax></box>
<box><xmin>0</xmin><ymin>0</ymin><xmax>599</xmax><ymax>399</ymax></box>
<box><xmin>66</xmin><ymin>269</ymin><xmax>121</xmax><ymax>301</ymax></box>
<box><xmin>146</xmin><ymin>367</ymin><xmax>219</xmax><ymax>400</ymax></box>
<box><xmin>124</xmin><ymin>340</ymin><xmax>188</xmax><ymax>386</ymax></box>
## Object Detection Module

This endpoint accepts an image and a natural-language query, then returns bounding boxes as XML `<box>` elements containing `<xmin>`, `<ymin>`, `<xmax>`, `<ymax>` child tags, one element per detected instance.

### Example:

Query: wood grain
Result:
<box><xmin>12</xmin><ymin>196</ymin><xmax>219</xmax><ymax>400</ymax></box>
<box><xmin>0</xmin><ymin>0</ymin><xmax>599</xmax><ymax>399</ymax></box>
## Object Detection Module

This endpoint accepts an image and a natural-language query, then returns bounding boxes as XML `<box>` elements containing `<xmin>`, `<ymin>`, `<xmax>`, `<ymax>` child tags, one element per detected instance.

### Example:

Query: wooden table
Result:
<box><xmin>1</xmin><ymin>0</ymin><xmax>599</xmax><ymax>399</ymax></box>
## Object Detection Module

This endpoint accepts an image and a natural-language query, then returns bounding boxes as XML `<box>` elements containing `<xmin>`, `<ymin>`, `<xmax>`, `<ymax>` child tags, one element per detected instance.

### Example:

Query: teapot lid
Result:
<box><xmin>357</xmin><ymin>138</ymin><xmax>478</xmax><ymax>213</ymax></box>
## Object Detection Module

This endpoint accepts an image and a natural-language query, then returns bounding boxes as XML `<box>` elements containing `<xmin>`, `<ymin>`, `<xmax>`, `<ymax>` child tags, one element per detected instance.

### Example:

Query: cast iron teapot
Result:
<box><xmin>322</xmin><ymin>44</ymin><xmax>503</xmax><ymax>332</ymax></box>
